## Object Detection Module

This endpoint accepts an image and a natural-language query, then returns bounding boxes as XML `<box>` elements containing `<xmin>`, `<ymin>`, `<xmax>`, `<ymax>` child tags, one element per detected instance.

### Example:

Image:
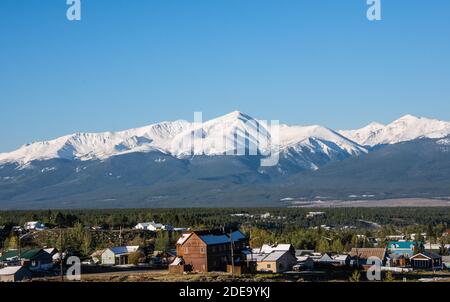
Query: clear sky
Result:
<box><xmin>1</xmin><ymin>0</ymin><xmax>450</xmax><ymax>152</ymax></box>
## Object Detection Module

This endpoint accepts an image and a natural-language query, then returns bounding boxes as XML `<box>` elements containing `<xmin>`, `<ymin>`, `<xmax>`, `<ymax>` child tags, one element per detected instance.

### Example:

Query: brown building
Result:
<box><xmin>410</xmin><ymin>252</ymin><xmax>442</xmax><ymax>270</ymax></box>
<box><xmin>173</xmin><ymin>230</ymin><xmax>248</xmax><ymax>273</ymax></box>
<box><xmin>350</xmin><ymin>248</ymin><xmax>387</xmax><ymax>269</ymax></box>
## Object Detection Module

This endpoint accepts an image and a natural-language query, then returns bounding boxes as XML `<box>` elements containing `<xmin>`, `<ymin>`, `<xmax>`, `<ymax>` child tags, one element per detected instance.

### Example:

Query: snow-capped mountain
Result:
<box><xmin>0</xmin><ymin>120</ymin><xmax>191</xmax><ymax>164</ymax></box>
<box><xmin>340</xmin><ymin>115</ymin><xmax>450</xmax><ymax>146</ymax></box>
<box><xmin>0</xmin><ymin>111</ymin><xmax>366</xmax><ymax>167</ymax></box>
<box><xmin>2</xmin><ymin>111</ymin><xmax>450</xmax><ymax>208</ymax></box>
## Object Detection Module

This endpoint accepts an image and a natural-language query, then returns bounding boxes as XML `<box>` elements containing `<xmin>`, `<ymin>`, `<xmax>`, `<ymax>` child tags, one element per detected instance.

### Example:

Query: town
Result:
<box><xmin>0</xmin><ymin>208</ymin><xmax>449</xmax><ymax>282</ymax></box>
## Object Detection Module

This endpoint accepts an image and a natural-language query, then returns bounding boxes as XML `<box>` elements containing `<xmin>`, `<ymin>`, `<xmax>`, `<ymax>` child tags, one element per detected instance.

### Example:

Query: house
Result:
<box><xmin>442</xmin><ymin>256</ymin><xmax>450</xmax><ymax>269</ymax></box>
<box><xmin>134</xmin><ymin>222</ymin><xmax>164</xmax><ymax>231</ymax></box>
<box><xmin>0</xmin><ymin>266</ymin><xmax>32</xmax><ymax>282</ymax></box>
<box><xmin>172</xmin><ymin>230</ymin><xmax>248</xmax><ymax>273</ymax></box>
<box><xmin>255</xmin><ymin>243</ymin><xmax>295</xmax><ymax>256</ymax></box>
<box><xmin>410</xmin><ymin>252</ymin><xmax>442</xmax><ymax>270</ymax></box>
<box><xmin>43</xmin><ymin>248</ymin><xmax>60</xmax><ymax>263</ymax></box>
<box><xmin>318</xmin><ymin>253</ymin><xmax>333</xmax><ymax>262</ymax></box>
<box><xmin>410</xmin><ymin>233</ymin><xmax>427</xmax><ymax>241</ymax></box>
<box><xmin>293</xmin><ymin>256</ymin><xmax>314</xmax><ymax>271</ymax></box>
<box><xmin>387</xmin><ymin>253</ymin><xmax>407</xmax><ymax>267</ymax></box>
<box><xmin>386</xmin><ymin>235</ymin><xmax>406</xmax><ymax>241</ymax></box>
<box><xmin>423</xmin><ymin>242</ymin><xmax>450</xmax><ymax>255</ymax></box>
<box><xmin>134</xmin><ymin>221</ymin><xmax>174</xmax><ymax>231</ymax></box>
<box><xmin>295</xmin><ymin>250</ymin><xmax>315</xmax><ymax>257</ymax></box>
<box><xmin>387</xmin><ymin>241</ymin><xmax>417</xmax><ymax>257</ymax></box>
<box><xmin>90</xmin><ymin>249</ymin><xmax>105</xmax><ymax>264</ymax></box>
<box><xmin>332</xmin><ymin>254</ymin><xmax>351</xmax><ymax>267</ymax></box>
<box><xmin>169</xmin><ymin>257</ymin><xmax>185</xmax><ymax>274</ymax></box>
<box><xmin>248</xmin><ymin>250</ymin><xmax>297</xmax><ymax>273</ymax></box>
<box><xmin>0</xmin><ymin>249</ymin><xmax>53</xmax><ymax>271</ymax></box>
<box><xmin>306</xmin><ymin>212</ymin><xmax>325</xmax><ymax>219</ymax></box>
<box><xmin>313</xmin><ymin>253</ymin><xmax>349</xmax><ymax>268</ymax></box>
<box><xmin>24</xmin><ymin>221</ymin><xmax>46</xmax><ymax>231</ymax></box>
<box><xmin>101</xmin><ymin>246</ymin><xmax>142</xmax><ymax>265</ymax></box>
<box><xmin>246</xmin><ymin>243</ymin><xmax>297</xmax><ymax>273</ymax></box>
<box><xmin>350</xmin><ymin>248</ymin><xmax>387</xmax><ymax>268</ymax></box>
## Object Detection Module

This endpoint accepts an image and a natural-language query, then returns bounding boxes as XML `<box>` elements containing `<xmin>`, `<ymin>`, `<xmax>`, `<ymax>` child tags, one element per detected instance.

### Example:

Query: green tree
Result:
<box><xmin>331</xmin><ymin>240</ymin><xmax>345</xmax><ymax>253</ymax></box>
<box><xmin>316</xmin><ymin>239</ymin><xmax>330</xmax><ymax>253</ymax></box>
<box><xmin>128</xmin><ymin>252</ymin><xmax>142</xmax><ymax>265</ymax></box>
<box><xmin>4</xmin><ymin>235</ymin><xmax>19</xmax><ymax>250</ymax></box>
<box><xmin>154</xmin><ymin>231</ymin><xmax>174</xmax><ymax>252</ymax></box>
<box><xmin>81</xmin><ymin>232</ymin><xmax>92</xmax><ymax>256</ymax></box>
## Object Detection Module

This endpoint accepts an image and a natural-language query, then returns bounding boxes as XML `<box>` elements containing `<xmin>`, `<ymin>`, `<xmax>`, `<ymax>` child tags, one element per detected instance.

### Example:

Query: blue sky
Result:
<box><xmin>1</xmin><ymin>0</ymin><xmax>450</xmax><ymax>152</ymax></box>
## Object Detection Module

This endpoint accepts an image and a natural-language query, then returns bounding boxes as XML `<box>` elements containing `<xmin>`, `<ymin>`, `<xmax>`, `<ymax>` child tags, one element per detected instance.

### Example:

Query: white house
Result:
<box><xmin>255</xmin><ymin>243</ymin><xmax>295</xmax><ymax>254</ymax></box>
<box><xmin>24</xmin><ymin>221</ymin><xmax>46</xmax><ymax>231</ymax></box>
<box><xmin>134</xmin><ymin>221</ymin><xmax>167</xmax><ymax>231</ymax></box>
<box><xmin>306</xmin><ymin>212</ymin><xmax>325</xmax><ymax>218</ymax></box>
<box><xmin>0</xmin><ymin>266</ymin><xmax>32</xmax><ymax>282</ymax></box>
<box><xmin>101</xmin><ymin>246</ymin><xmax>141</xmax><ymax>265</ymax></box>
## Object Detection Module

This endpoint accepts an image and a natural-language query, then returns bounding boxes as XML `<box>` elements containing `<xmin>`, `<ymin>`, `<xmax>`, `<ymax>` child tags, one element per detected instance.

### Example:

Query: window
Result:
<box><xmin>267</xmin><ymin>264</ymin><xmax>271</xmax><ymax>268</ymax></box>
<box><xmin>200</xmin><ymin>247</ymin><xmax>206</xmax><ymax>254</ymax></box>
<box><xmin>184</xmin><ymin>247</ymin><xmax>189</xmax><ymax>254</ymax></box>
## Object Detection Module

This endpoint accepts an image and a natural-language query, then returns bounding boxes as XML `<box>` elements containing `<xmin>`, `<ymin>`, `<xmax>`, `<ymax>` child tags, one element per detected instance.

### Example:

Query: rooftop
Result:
<box><xmin>350</xmin><ymin>248</ymin><xmax>387</xmax><ymax>260</ymax></box>
<box><xmin>0</xmin><ymin>266</ymin><xmax>25</xmax><ymax>276</ymax></box>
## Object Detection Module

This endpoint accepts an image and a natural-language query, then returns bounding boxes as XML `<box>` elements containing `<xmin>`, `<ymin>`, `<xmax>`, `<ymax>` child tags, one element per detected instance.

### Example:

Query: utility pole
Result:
<box><xmin>119</xmin><ymin>226</ymin><xmax>123</xmax><ymax>246</ymax></box>
<box><xmin>229</xmin><ymin>229</ymin><xmax>234</xmax><ymax>276</ymax></box>
<box><xmin>60</xmin><ymin>228</ymin><xmax>64</xmax><ymax>282</ymax></box>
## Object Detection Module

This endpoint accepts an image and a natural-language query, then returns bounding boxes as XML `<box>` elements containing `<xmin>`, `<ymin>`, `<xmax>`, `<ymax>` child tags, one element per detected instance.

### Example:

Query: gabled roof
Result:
<box><xmin>43</xmin><ymin>248</ymin><xmax>57</xmax><ymax>255</ymax></box>
<box><xmin>350</xmin><ymin>248</ymin><xmax>387</xmax><ymax>260</ymax></box>
<box><xmin>0</xmin><ymin>266</ymin><xmax>27</xmax><ymax>276</ymax></box>
<box><xmin>410</xmin><ymin>251</ymin><xmax>441</xmax><ymax>260</ymax></box>
<box><xmin>247</xmin><ymin>250</ymin><xmax>290</xmax><ymax>262</ymax></box>
<box><xmin>177</xmin><ymin>230</ymin><xmax>246</xmax><ymax>246</ymax></box>
<box><xmin>296</xmin><ymin>256</ymin><xmax>312</xmax><ymax>262</ymax></box>
<box><xmin>259</xmin><ymin>244</ymin><xmax>293</xmax><ymax>254</ymax></box>
<box><xmin>108</xmin><ymin>246</ymin><xmax>140</xmax><ymax>255</ymax></box>
<box><xmin>176</xmin><ymin>233</ymin><xmax>192</xmax><ymax>245</ymax></box>
<box><xmin>170</xmin><ymin>257</ymin><xmax>184</xmax><ymax>266</ymax></box>
<box><xmin>332</xmin><ymin>255</ymin><xmax>350</xmax><ymax>261</ymax></box>
<box><xmin>319</xmin><ymin>253</ymin><xmax>333</xmax><ymax>261</ymax></box>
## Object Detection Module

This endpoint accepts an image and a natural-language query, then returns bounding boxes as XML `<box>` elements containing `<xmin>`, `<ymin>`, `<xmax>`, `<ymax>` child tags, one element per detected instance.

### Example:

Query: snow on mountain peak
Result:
<box><xmin>2</xmin><ymin>112</ymin><xmax>449</xmax><ymax>165</ymax></box>
<box><xmin>341</xmin><ymin>114</ymin><xmax>450</xmax><ymax>146</ymax></box>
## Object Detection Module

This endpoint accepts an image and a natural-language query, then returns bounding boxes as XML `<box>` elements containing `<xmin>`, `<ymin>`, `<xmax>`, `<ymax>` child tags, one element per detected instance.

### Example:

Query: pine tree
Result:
<box><xmin>316</xmin><ymin>239</ymin><xmax>330</xmax><ymax>253</ymax></box>
<box><xmin>331</xmin><ymin>240</ymin><xmax>344</xmax><ymax>253</ymax></box>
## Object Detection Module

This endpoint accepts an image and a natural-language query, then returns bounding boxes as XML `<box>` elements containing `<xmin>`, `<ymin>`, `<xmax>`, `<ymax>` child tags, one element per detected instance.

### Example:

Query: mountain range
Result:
<box><xmin>1</xmin><ymin>111</ymin><xmax>450</xmax><ymax>209</ymax></box>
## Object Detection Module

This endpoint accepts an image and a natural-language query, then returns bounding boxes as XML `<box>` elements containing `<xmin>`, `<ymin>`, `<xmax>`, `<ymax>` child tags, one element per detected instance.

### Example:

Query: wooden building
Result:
<box><xmin>410</xmin><ymin>252</ymin><xmax>442</xmax><ymax>270</ymax></box>
<box><xmin>350</xmin><ymin>248</ymin><xmax>387</xmax><ymax>269</ymax></box>
<box><xmin>173</xmin><ymin>230</ymin><xmax>248</xmax><ymax>273</ymax></box>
